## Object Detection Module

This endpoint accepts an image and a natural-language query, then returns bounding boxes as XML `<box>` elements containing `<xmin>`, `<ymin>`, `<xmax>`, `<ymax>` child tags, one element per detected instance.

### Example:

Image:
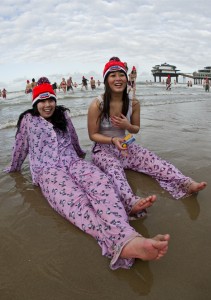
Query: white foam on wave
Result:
<box><xmin>0</xmin><ymin>120</ymin><xmax>17</xmax><ymax>130</ymax></box>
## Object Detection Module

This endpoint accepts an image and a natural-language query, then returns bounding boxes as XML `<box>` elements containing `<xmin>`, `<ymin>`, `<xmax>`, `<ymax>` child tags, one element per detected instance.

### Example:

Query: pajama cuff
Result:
<box><xmin>110</xmin><ymin>232</ymin><xmax>142</xmax><ymax>270</ymax></box>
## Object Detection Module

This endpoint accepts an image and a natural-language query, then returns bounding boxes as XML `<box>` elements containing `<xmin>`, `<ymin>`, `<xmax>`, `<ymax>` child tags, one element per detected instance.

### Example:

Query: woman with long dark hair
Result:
<box><xmin>88</xmin><ymin>57</ymin><xmax>207</xmax><ymax>217</ymax></box>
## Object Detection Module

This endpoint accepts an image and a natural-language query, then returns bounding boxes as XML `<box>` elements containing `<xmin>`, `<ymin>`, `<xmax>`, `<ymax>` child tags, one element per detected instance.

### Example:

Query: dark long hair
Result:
<box><xmin>100</xmin><ymin>78</ymin><xmax>129</xmax><ymax>120</ymax></box>
<box><xmin>16</xmin><ymin>103</ymin><xmax>70</xmax><ymax>135</ymax></box>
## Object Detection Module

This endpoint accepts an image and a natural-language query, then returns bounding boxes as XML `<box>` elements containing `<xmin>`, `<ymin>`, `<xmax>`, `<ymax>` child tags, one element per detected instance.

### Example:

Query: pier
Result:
<box><xmin>151</xmin><ymin>63</ymin><xmax>211</xmax><ymax>84</ymax></box>
<box><xmin>151</xmin><ymin>63</ymin><xmax>180</xmax><ymax>83</ymax></box>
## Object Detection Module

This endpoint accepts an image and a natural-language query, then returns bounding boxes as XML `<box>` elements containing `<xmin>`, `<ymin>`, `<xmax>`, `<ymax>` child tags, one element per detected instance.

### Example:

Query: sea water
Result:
<box><xmin>0</xmin><ymin>82</ymin><xmax>208</xmax><ymax>131</ymax></box>
<box><xmin>1</xmin><ymin>82</ymin><xmax>209</xmax><ymax>162</ymax></box>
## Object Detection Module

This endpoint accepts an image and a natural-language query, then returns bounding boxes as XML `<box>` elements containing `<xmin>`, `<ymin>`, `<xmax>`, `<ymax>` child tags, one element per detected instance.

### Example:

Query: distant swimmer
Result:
<box><xmin>67</xmin><ymin>77</ymin><xmax>74</xmax><ymax>92</ymax></box>
<box><xmin>204</xmin><ymin>76</ymin><xmax>209</xmax><ymax>92</ymax></box>
<box><xmin>2</xmin><ymin>88</ymin><xmax>7</xmax><ymax>99</ymax></box>
<box><xmin>25</xmin><ymin>80</ymin><xmax>32</xmax><ymax>94</ymax></box>
<box><xmin>166</xmin><ymin>75</ymin><xmax>171</xmax><ymax>90</ymax></box>
<box><xmin>60</xmin><ymin>78</ymin><xmax>67</xmax><ymax>93</ymax></box>
<box><xmin>90</xmin><ymin>77</ymin><xmax>96</xmax><ymax>90</ymax></box>
<box><xmin>124</xmin><ymin>62</ymin><xmax>128</xmax><ymax>73</ymax></box>
<box><xmin>128</xmin><ymin>65</ymin><xmax>137</xmax><ymax>97</ymax></box>
<box><xmin>52</xmin><ymin>82</ymin><xmax>58</xmax><ymax>93</ymax></box>
<box><xmin>81</xmin><ymin>76</ymin><xmax>88</xmax><ymax>90</ymax></box>
<box><xmin>31</xmin><ymin>78</ymin><xmax>37</xmax><ymax>89</ymax></box>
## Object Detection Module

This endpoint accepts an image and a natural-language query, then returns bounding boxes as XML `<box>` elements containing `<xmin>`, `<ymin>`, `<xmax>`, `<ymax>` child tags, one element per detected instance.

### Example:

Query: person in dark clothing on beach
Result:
<box><xmin>81</xmin><ymin>76</ymin><xmax>88</xmax><ymax>90</ymax></box>
<box><xmin>52</xmin><ymin>82</ymin><xmax>58</xmax><ymax>93</ymax></box>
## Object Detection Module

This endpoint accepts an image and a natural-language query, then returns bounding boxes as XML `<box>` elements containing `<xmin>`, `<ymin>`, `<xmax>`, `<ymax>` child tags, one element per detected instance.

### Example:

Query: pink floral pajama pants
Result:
<box><xmin>92</xmin><ymin>143</ymin><xmax>192</xmax><ymax>203</ymax></box>
<box><xmin>38</xmin><ymin>159</ymin><xmax>140</xmax><ymax>270</ymax></box>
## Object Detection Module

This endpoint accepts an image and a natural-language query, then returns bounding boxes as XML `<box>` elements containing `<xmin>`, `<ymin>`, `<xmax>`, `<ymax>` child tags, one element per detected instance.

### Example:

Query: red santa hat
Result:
<box><xmin>103</xmin><ymin>59</ymin><xmax>127</xmax><ymax>82</ymax></box>
<box><xmin>32</xmin><ymin>83</ymin><xmax>56</xmax><ymax>107</ymax></box>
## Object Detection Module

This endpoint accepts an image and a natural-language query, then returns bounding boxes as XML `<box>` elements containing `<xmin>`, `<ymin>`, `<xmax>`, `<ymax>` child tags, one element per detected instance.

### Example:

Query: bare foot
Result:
<box><xmin>188</xmin><ymin>181</ymin><xmax>207</xmax><ymax>195</ymax></box>
<box><xmin>130</xmin><ymin>195</ymin><xmax>157</xmax><ymax>215</ymax></box>
<box><xmin>120</xmin><ymin>234</ymin><xmax>170</xmax><ymax>261</ymax></box>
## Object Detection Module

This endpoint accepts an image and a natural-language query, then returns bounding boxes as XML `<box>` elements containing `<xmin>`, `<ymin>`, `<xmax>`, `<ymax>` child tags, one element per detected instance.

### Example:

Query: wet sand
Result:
<box><xmin>0</xmin><ymin>98</ymin><xmax>210</xmax><ymax>300</ymax></box>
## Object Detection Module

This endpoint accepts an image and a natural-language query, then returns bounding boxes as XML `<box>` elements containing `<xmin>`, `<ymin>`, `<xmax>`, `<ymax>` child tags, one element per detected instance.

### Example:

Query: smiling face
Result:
<box><xmin>37</xmin><ymin>98</ymin><xmax>56</xmax><ymax>119</ymax></box>
<box><xmin>107</xmin><ymin>71</ymin><xmax>127</xmax><ymax>93</ymax></box>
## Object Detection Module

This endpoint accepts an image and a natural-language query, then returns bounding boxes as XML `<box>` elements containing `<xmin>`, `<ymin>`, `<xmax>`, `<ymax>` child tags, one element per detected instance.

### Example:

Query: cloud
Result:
<box><xmin>0</xmin><ymin>0</ymin><xmax>211</xmax><ymax>90</ymax></box>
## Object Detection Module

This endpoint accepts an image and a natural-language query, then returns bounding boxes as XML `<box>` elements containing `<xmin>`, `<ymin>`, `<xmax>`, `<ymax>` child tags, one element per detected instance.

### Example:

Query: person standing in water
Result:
<box><xmin>60</xmin><ymin>78</ymin><xmax>67</xmax><ymax>93</ymax></box>
<box><xmin>31</xmin><ymin>78</ymin><xmax>37</xmax><ymax>89</ymax></box>
<box><xmin>67</xmin><ymin>77</ymin><xmax>74</xmax><ymax>93</ymax></box>
<box><xmin>204</xmin><ymin>76</ymin><xmax>210</xmax><ymax>92</ymax></box>
<box><xmin>25</xmin><ymin>80</ymin><xmax>32</xmax><ymax>94</ymax></box>
<box><xmin>128</xmin><ymin>66</ymin><xmax>137</xmax><ymax>97</ymax></box>
<box><xmin>90</xmin><ymin>77</ymin><xmax>96</xmax><ymax>90</ymax></box>
<box><xmin>166</xmin><ymin>75</ymin><xmax>171</xmax><ymax>90</ymax></box>
<box><xmin>81</xmin><ymin>76</ymin><xmax>88</xmax><ymax>90</ymax></box>
<box><xmin>2</xmin><ymin>88</ymin><xmax>7</xmax><ymax>98</ymax></box>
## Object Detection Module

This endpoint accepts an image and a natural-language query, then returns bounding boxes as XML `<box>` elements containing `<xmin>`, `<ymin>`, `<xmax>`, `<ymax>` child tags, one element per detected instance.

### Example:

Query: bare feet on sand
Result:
<box><xmin>188</xmin><ymin>181</ymin><xmax>207</xmax><ymax>195</ymax></box>
<box><xmin>120</xmin><ymin>234</ymin><xmax>170</xmax><ymax>261</ymax></box>
<box><xmin>130</xmin><ymin>195</ymin><xmax>157</xmax><ymax>215</ymax></box>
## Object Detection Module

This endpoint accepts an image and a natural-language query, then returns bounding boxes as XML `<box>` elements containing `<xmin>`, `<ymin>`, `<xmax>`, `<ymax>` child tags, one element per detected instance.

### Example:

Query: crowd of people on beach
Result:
<box><xmin>4</xmin><ymin>56</ymin><xmax>207</xmax><ymax>270</ymax></box>
<box><xmin>2</xmin><ymin>61</ymin><xmax>211</xmax><ymax>99</ymax></box>
<box><xmin>22</xmin><ymin>62</ymin><xmax>138</xmax><ymax>97</ymax></box>
<box><xmin>24</xmin><ymin>76</ymin><xmax>102</xmax><ymax>94</ymax></box>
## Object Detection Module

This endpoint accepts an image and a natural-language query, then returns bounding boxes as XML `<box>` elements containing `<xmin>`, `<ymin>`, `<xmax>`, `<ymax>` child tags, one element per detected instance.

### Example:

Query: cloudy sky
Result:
<box><xmin>1</xmin><ymin>0</ymin><xmax>211</xmax><ymax>90</ymax></box>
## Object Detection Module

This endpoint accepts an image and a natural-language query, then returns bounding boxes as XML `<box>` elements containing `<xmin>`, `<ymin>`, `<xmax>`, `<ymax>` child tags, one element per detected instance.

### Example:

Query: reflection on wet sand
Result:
<box><xmin>181</xmin><ymin>195</ymin><xmax>200</xmax><ymax>220</ymax></box>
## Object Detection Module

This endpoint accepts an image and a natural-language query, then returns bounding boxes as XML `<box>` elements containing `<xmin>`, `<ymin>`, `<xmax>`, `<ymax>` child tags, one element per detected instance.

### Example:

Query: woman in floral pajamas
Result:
<box><xmin>88</xmin><ymin>57</ymin><xmax>207</xmax><ymax>210</ymax></box>
<box><xmin>5</xmin><ymin>78</ymin><xmax>170</xmax><ymax>270</ymax></box>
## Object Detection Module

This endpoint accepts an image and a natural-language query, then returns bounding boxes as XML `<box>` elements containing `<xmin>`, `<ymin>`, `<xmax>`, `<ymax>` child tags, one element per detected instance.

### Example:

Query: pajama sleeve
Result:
<box><xmin>65</xmin><ymin>112</ymin><xmax>86</xmax><ymax>158</ymax></box>
<box><xmin>5</xmin><ymin>116</ymin><xmax>29</xmax><ymax>172</ymax></box>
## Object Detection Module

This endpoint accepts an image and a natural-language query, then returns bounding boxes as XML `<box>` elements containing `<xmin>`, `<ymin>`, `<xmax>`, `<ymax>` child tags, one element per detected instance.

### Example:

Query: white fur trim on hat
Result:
<box><xmin>32</xmin><ymin>92</ymin><xmax>56</xmax><ymax>106</ymax></box>
<box><xmin>103</xmin><ymin>66</ymin><xmax>127</xmax><ymax>81</ymax></box>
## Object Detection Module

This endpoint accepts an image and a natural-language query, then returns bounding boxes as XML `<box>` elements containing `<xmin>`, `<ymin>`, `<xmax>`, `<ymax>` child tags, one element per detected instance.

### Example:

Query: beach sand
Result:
<box><xmin>0</xmin><ymin>91</ymin><xmax>210</xmax><ymax>300</ymax></box>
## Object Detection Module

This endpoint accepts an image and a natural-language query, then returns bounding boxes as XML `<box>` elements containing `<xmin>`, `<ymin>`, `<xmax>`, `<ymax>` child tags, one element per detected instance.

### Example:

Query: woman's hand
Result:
<box><xmin>110</xmin><ymin>114</ymin><xmax>131</xmax><ymax>130</ymax></box>
<box><xmin>112</xmin><ymin>136</ymin><xmax>127</xmax><ymax>151</ymax></box>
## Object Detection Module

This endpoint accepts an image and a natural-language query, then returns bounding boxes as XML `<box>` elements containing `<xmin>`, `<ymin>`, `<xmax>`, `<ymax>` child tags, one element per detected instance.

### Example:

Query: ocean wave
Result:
<box><xmin>0</xmin><ymin>120</ymin><xmax>17</xmax><ymax>130</ymax></box>
<box><xmin>0</xmin><ymin>110</ymin><xmax>88</xmax><ymax>130</ymax></box>
<box><xmin>141</xmin><ymin>97</ymin><xmax>206</xmax><ymax>106</ymax></box>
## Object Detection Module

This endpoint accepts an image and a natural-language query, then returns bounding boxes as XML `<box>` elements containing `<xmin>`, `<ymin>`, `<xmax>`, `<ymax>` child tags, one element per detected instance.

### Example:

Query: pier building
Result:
<box><xmin>151</xmin><ymin>63</ymin><xmax>180</xmax><ymax>83</ymax></box>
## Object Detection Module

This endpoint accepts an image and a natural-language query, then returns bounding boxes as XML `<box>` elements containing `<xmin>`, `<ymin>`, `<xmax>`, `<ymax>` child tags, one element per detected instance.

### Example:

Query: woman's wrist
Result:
<box><xmin>127</xmin><ymin>124</ymin><xmax>139</xmax><ymax>133</ymax></box>
<box><xmin>111</xmin><ymin>137</ymin><xmax>115</xmax><ymax>145</ymax></box>
<box><xmin>126</xmin><ymin>124</ymin><xmax>132</xmax><ymax>131</ymax></box>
